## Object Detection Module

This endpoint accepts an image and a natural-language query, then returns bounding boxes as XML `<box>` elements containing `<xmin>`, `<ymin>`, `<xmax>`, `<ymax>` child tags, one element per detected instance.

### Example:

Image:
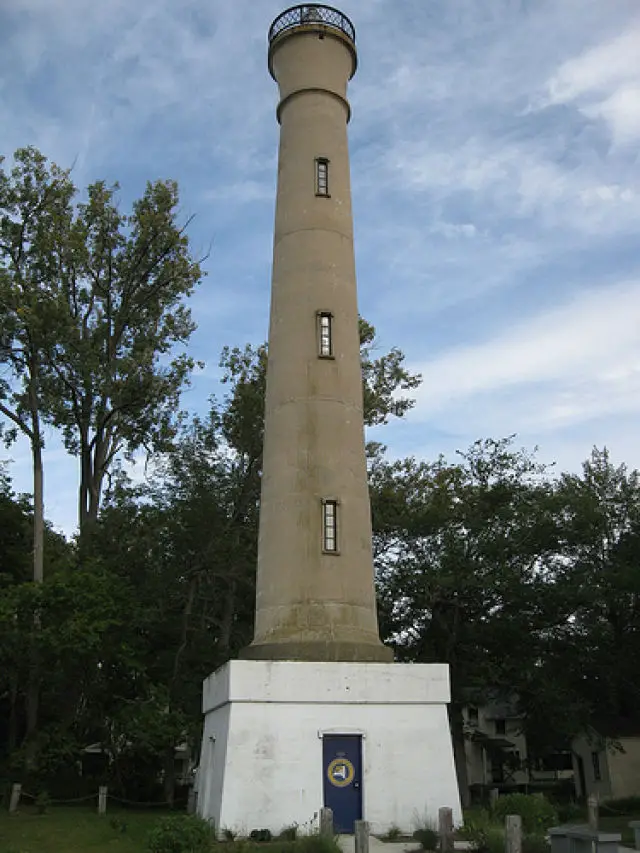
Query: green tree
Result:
<box><xmin>550</xmin><ymin>448</ymin><xmax>640</xmax><ymax>736</ymax></box>
<box><xmin>371</xmin><ymin>437</ymin><xmax>561</xmax><ymax>804</ymax></box>
<box><xmin>43</xmin><ymin>177</ymin><xmax>202</xmax><ymax>537</ymax></box>
<box><xmin>0</xmin><ymin>147</ymin><xmax>75</xmax><ymax>582</ymax></box>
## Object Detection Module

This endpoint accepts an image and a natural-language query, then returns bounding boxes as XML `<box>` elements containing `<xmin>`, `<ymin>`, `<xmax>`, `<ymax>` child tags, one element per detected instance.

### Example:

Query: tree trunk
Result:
<box><xmin>449</xmin><ymin>702</ymin><xmax>471</xmax><ymax>808</ymax></box>
<box><xmin>31</xmin><ymin>398</ymin><xmax>44</xmax><ymax>584</ymax></box>
<box><xmin>24</xmin><ymin>384</ymin><xmax>44</xmax><ymax>772</ymax></box>
<box><xmin>162</xmin><ymin>746</ymin><xmax>176</xmax><ymax>807</ymax></box>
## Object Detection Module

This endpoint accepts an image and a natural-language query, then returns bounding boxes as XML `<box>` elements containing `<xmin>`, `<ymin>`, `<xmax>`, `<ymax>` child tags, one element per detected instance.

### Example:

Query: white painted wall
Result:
<box><xmin>198</xmin><ymin>661</ymin><xmax>461</xmax><ymax>835</ymax></box>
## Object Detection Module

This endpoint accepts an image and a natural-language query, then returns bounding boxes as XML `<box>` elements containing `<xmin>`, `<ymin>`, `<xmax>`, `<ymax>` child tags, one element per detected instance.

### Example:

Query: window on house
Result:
<box><xmin>591</xmin><ymin>751</ymin><xmax>601</xmax><ymax>781</ymax></box>
<box><xmin>317</xmin><ymin>311</ymin><xmax>333</xmax><ymax>357</ymax></box>
<box><xmin>467</xmin><ymin>707</ymin><xmax>479</xmax><ymax>725</ymax></box>
<box><xmin>316</xmin><ymin>158</ymin><xmax>330</xmax><ymax>196</ymax></box>
<box><xmin>495</xmin><ymin>719</ymin><xmax>506</xmax><ymax>736</ymax></box>
<box><xmin>322</xmin><ymin>499</ymin><xmax>338</xmax><ymax>553</ymax></box>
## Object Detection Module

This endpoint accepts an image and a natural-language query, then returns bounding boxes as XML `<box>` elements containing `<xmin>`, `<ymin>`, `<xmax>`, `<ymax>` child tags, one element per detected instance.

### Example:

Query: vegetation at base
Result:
<box><xmin>0</xmin><ymin>807</ymin><xmax>344</xmax><ymax>853</ymax></box>
<box><xmin>412</xmin><ymin>826</ymin><xmax>439</xmax><ymax>850</ymax></box>
<box><xmin>147</xmin><ymin>814</ymin><xmax>214</xmax><ymax>853</ymax></box>
<box><xmin>492</xmin><ymin>794</ymin><xmax>558</xmax><ymax>834</ymax></box>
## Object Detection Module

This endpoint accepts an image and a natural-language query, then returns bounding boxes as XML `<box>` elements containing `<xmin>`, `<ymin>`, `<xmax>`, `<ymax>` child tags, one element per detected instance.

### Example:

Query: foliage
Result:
<box><xmin>146</xmin><ymin>814</ymin><xmax>214</xmax><ymax>853</ymax></box>
<box><xmin>381</xmin><ymin>824</ymin><xmax>402</xmax><ymax>841</ymax></box>
<box><xmin>250</xmin><ymin>829</ymin><xmax>273</xmax><ymax>842</ymax></box>
<box><xmin>492</xmin><ymin>794</ymin><xmax>558</xmax><ymax>835</ymax></box>
<box><xmin>412</xmin><ymin>826</ymin><xmax>438</xmax><ymax>850</ymax></box>
<box><xmin>0</xmin><ymin>806</ymin><xmax>163</xmax><ymax>853</ymax></box>
<box><xmin>278</xmin><ymin>825</ymin><xmax>298</xmax><ymax>841</ymax></box>
<box><xmin>601</xmin><ymin>796</ymin><xmax>640</xmax><ymax>815</ymax></box>
<box><xmin>522</xmin><ymin>836</ymin><xmax>551</xmax><ymax>853</ymax></box>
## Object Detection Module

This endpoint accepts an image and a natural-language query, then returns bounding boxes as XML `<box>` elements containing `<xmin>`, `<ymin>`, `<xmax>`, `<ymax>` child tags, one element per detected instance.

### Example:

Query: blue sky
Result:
<box><xmin>2</xmin><ymin>0</ymin><xmax>640</xmax><ymax>535</ymax></box>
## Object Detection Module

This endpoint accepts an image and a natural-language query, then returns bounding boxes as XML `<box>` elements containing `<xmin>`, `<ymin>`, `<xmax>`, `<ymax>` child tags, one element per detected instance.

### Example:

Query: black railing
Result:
<box><xmin>268</xmin><ymin>5</ymin><xmax>356</xmax><ymax>45</ymax></box>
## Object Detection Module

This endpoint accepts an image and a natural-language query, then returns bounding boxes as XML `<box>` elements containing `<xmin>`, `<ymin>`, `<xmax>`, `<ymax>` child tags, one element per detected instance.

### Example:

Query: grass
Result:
<box><xmin>0</xmin><ymin>806</ymin><xmax>344</xmax><ymax>853</ymax></box>
<box><xmin>0</xmin><ymin>805</ymin><xmax>168</xmax><ymax>853</ymax></box>
<box><xmin>598</xmin><ymin>813</ymin><xmax>640</xmax><ymax>847</ymax></box>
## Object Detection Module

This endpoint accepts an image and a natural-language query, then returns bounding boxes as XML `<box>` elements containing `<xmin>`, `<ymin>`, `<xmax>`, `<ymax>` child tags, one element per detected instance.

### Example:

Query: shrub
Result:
<box><xmin>279</xmin><ymin>825</ymin><xmax>298</xmax><ymax>841</ymax></box>
<box><xmin>412</xmin><ymin>827</ymin><xmax>438</xmax><ymax>850</ymax></box>
<box><xmin>296</xmin><ymin>835</ymin><xmax>342</xmax><ymax>853</ymax></box>
<box><xmin>146</xmin><ymin>814</ymin><xmax>214</xmax><ymax>853</ymax></box>
<box><xmin>601</xmin><ymin>796</ymin><xmax>640</xmax><ymax>815</ymax></box>
<box><xmin>250</xmin><ymin>829</ymin><xmax>273</xmax><ymax>842</ymax></box>
<box><xmin>522</xmin><ymin>836</ymin><xmax>551</xmax><ymax>853</ymax></box>
<box><xmin>35</xmin><ymin>791</ymin><xmax>51</xmax><ymax>814</ymax></box>
<box><xmin>382</xmin><ymin>825</ymin><xmax>402</xmax><ymax>841</ymax></box>
<box><xmin>493</xmin><ymin>794</ymin><xmax>558</xmax><ymax>834</ymax></box>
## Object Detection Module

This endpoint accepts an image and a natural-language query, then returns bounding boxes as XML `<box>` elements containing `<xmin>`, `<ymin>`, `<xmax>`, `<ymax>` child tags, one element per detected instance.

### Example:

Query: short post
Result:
<box><xmin>505</xmin><ymin>815</ymin><xmax>522</xmax><ymax>853</ymax></box>
<box><xmin>98</xmin><ymin>785</ymin><xmax>108</xmax><ymax>815</ymax></box>
<box><xmin>628</xmin><ymin>821</ymin><xmax>640</xmax><ymax>850</ymax></box>
<box><xmin>490</xmin><ymin>788</ymin><xmax>499</xmax><ymax>810</ymax></box>
<box><xmin>320</xmin><ymin>807</ymin><xmax>334</xmax><ymax>837</ymax></box>
<box><xmin>587</xmin><ymin>794</ymin><xmax>599</xmax><ymax>831</ymax></box>
<box><xmin>9</xmin><ymin>783</ymin><xmax>21</xmax><ymax>813</ymax></box>
<box><xmin>439</xmin><ymin>807</ymin><xmax>454</xmax><ymax>853</ymax></box>
<box><xmin>355</xmin><ymin>820</ymin><xmax>370</xmax><ymax>853</ymax></box>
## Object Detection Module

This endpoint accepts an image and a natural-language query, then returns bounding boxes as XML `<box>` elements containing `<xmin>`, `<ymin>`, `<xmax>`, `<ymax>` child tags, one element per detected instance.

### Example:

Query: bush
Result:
<box><xmin>493</xmin><ymin>794</ymin><xmax>558</xmax><ymax>834</ymax></box>
<box><xmin>601</xmin><ymin>796</ymin><xmax>640</xmax><ymax>815</ymax></box>
<box><xmin>522</xmin><ymin>836</ymin><xmax>550</xmax><ymax>853</ymax></box>
<box><xmin>296</xmin><ymin>835</ymin><xmax>342</xmax><ymax>853</ymax></box>
<box><xmin>413</xmin><ymin>827</ymin><xmax>439</xmax><ymax>850</ymax></box>
<box><xmin>250</xmin><ymin>829</ymin><xmax>273</xmax><ymax>842</ymax></box>
<box><xmin>146</xmin><ymin>814</ymin><xmax>214</xmax><ymax>853</ymax></box>
<box><xmin>279</xmin><ymin>826</ymin><xmax>298</xmax><ymax>841</ymax></box>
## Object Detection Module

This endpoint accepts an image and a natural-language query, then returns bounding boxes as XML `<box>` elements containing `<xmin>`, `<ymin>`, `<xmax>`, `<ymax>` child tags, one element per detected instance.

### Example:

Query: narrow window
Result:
<box><xmin>467</xmin><ymin>706</ymin><xmax>479</xmax><ymax>725</ymax></box>
<box><xmin>495</xmin><ymin>718</ymin><xmax>506</xmax><ymax>736</ymax></box>
<box><xmin>317</xmin><ymin>311</ymin><xmax>333</xmax><ymax>357</ymax></box>
<box><xmin>316</xmin><ymin>158</ymin><xmax>330</xmax><ymax>197</ymax></box>
<box><xmin>591</xmin><ymin>751</ymin><xmax>601</xmax><ymax>781</ymax></box>
<box><xmin>322</xmin><ymin>499</ymin><xmax>338</xmax><ymax>553</ymax></box>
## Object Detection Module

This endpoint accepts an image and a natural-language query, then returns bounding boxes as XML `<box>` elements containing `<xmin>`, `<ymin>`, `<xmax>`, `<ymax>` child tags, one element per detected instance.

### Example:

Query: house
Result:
<box><xmin>463</xmin><ymin>700</ymin><xmax>574</xmax><ymax>799</ymax></box>
<box><xmin>572</xmin><ymin>729</ymin><xmax>640</xmax><ymax>801</ymax></box>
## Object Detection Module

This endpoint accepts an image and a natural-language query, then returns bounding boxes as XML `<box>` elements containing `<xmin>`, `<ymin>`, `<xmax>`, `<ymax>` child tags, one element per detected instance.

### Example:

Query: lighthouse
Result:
<box><xmin>241</xmin><ymin>4</ymin><xmax>391</xmax><ymax>663</ymax></box>
<box><xmin>197</xmin><ymin>6</ymin><xmax>460</xmax><ymax>835</ymax></box>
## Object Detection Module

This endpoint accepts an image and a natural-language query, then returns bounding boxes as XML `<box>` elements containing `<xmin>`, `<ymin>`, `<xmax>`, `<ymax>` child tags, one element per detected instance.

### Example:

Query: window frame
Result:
<box><xmin>317</xmin><ymin>311</ymin><xmax>334</xmax><ymax>358</ymax></box>
<box><xmin>321</xmin><ymin>498</ymin><xmax>339</xmax><ymax>554</ymax></box>
<box><xmin>315</xmin><ymin>157</ymin><xmax>330</xmax><ymax>197</ymax></box>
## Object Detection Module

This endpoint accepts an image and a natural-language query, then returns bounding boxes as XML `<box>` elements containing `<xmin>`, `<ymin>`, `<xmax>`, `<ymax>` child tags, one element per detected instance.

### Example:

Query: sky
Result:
<box><xmin>1</xmin><ymin>0</ymin><xmax>640</xmax><ymax>536</ymax></box>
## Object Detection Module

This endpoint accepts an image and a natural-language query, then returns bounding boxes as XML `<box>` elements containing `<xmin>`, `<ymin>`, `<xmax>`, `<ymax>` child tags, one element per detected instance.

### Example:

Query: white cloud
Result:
<box><xmin>411</xmin><ymin>279</ymin><xmax>640</xmax><ymax>431</ymax></box>
<box><xmin>543</xmin><ymin>21</ymin><xmax>640</xmax><ymax>145</ymax></box>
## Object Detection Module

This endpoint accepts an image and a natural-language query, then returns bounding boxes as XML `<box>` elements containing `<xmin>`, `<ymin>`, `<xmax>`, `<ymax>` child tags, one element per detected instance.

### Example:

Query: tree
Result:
<box><xmin>371</xmin><ymin>437</ymin><xmax>561</xmax><ymax>804</ymax></box>
<box><xmin>0</xmin><ymin>145</ymin><xmax>202</xmax><ymax>771</ymax></box>
<box><xmin>0</xmin><ymin>147</ymin><xmax>75</xmax><ymax>582</ymax></box>
<box><xmin>551</xmin><ymin>448</ymin><xmax>640</xmax><ymax>737</ymax></box>
<box><xmin>44</xmin><ymin>177</ymin><xmax>202</xmax><ymax>537</ymax></box>
<box><xmin>0</xmin><ymin>146</ymin><xmax>203</xmax><ymax>550</ymax></box>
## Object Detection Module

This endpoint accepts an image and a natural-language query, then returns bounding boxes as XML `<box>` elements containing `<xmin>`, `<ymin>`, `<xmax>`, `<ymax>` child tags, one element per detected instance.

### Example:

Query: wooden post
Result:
<box><xmin>8</xmin><ymin>783</ymin><xmax>21</xmax><ymax>813</ymax></box>
<box><xmin>587</xmin><ymin>794</ymin><xmax>599</xmax><ymax>831</ymax></box>
<box><xmin>355</xmin><ymin>821</ymin><xmax>369</xmax><ymax>853</ymax></box>
<box><xmin>439</xmin><ymin>807</ymin><xmax>454</xmax><ymax>853</ymax></box>
<box><xmin>505</xmin><ymin>815</ymin><xmax>522</xmax><ymax>853</ymax></box>
<box><xmin>490</xmin><ymin>789</ymin><xmax>499</xmax><ymax>810</ymax></box>
<box><xmin>98</xmin><ymin>785</ymin><xmax>108</xmax><ymax>815</ymax></box>
<box><xmin>320</xmin><ymin>807</ymin><xmax>334</xmax><ymax>837</ymax></box>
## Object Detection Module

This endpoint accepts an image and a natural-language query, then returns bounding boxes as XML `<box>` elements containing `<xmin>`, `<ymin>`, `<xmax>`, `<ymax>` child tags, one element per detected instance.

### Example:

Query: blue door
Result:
<box><xmin>322</xmin><ymin>735</ymin><xmax>363</xmax><ymax>833</ymax></box>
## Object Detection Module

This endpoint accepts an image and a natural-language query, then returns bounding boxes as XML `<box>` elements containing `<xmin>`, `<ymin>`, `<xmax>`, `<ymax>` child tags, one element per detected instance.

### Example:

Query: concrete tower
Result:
<box><xmin>197</xmin><ymin>7</ymin><xmax>460</xmax><ymax>834</ymax></box>
<box><xmin>241</xmin><ymin>5</ymin><xmax>391</xmax><ymax>663</ymax></box>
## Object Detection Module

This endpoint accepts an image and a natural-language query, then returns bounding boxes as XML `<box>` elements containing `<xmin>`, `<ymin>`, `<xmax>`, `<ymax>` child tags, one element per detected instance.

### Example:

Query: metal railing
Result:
<box><xmin>268</xmin><ymin>5</ymin><xmax>356</xmax><ymax>45</ymax></box>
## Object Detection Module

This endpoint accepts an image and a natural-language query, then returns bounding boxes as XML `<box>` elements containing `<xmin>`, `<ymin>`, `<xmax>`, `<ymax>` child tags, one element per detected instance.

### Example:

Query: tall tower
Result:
<box><xmin>197</xmin><ymin>8</ymin><xmax>460</xmax><ymax>834</ymax></box>
<box><xmin>242</xmin><ymin>4</ymin><xmax>392</xmax><ymax>663</ymax></box>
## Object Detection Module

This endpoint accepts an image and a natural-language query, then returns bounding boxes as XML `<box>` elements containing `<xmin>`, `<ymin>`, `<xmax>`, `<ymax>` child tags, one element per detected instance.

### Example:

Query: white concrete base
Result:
<box><xmin>196</xmin><ymin>660</ymin><xmax>461</xmax><ymax>835</ymax></box>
